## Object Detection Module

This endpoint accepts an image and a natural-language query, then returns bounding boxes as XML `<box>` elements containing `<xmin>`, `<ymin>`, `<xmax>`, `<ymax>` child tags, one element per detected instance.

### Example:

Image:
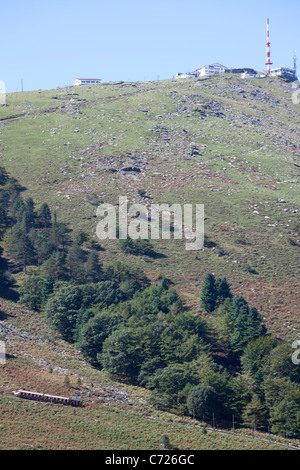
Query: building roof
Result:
<box><xmin>198</xmin><ymin>63</ymin><xmax>227</xmax><ymax>68</ymax></box>
<box><xmin>75</xmin><ymin>78</ymin><xmax>101</xmax><ymax>81</ymax></box>
<box><xmin>210</xmin><ymin>63</ymin><xmax>227</xmax><ymax>67</ymax></box>
<box><xmin>270</xmin><ymin>67</ymin><xmax>294</xmax><ymax>71</ymax></box>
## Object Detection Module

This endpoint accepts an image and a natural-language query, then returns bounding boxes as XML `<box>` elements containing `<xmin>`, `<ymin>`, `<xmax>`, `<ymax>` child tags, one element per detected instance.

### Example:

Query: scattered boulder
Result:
<box><xmin>121</xmin><ymin>166</ymin><xmax>141</xmax><ymax>173</ymax></box>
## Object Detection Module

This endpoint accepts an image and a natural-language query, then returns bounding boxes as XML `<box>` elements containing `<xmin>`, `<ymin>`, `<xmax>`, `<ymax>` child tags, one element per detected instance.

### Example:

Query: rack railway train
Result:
<box><xmin>14</xmin><ymin>389</ymin><xmax>83</xmax><ymax>407</ymax></box>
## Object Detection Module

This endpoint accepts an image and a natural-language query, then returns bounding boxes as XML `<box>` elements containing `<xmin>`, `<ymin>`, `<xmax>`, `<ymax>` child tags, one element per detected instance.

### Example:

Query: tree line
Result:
<box><xmin>0</xmin><ymin>166</ymin><xmax>105</xmax><ymax>289</ymax></box>
<box><xmin>40</xmin><ymin>272</ymin><xmax>300</xmax><ymax>437</ymax></box>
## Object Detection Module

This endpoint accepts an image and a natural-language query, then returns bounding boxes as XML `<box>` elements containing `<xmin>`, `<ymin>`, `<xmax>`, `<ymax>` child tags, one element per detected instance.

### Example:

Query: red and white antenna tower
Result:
<box><xmin>265</xmin><ymin>18</ymin><xmax>273</xmax><ymax>74</ymax></box>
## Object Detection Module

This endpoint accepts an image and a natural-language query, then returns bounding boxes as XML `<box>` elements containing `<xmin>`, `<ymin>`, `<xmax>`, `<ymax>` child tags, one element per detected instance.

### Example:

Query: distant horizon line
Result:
<box><xmin>3</xmin><ymin>66</ymin><xmax>298</xmax><ymax>94</ymax></box>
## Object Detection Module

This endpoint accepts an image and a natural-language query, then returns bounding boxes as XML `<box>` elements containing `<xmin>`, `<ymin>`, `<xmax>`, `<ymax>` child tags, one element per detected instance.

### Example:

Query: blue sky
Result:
<box><xmin>1</xmin><ymin>0</ymin><xmax>299</xmax><ymax>92</ymax></box>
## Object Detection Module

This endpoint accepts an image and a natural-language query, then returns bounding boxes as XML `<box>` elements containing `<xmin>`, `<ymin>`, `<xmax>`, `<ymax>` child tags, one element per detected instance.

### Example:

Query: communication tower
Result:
<box><xmin>265</xmin><ymin>18</ymin><xmax>273</xmax><ymax>74</ymax></box>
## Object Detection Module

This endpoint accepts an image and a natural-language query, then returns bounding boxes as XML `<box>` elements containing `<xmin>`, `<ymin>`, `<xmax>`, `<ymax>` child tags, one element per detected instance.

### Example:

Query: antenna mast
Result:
<box><xmin>265</xmin><ymin>18</ymin><xmax>273</xmax><ymax>74</ymax></box>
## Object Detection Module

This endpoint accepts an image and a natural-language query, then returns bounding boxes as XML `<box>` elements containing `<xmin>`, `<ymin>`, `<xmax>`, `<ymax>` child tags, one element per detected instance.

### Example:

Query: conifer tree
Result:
<box><xmin>37</xmin><ymin>202</ymin><xmax>52</xmax><ymax>229</ymax></box>
<box><xmin>0</xmin><ymin>206</ymin><xmax>9</xmax><ymax>237</ymax></box>
<box><xmin>4</xmin><ymin>224</ymin><xmax>35</xmax><ymax>274</ymax></box>
<box><xmin>49</xmin><ymin>221</ymin><xmax>70</xmax><ymax>252</ymax></box>
<box><xmin>0</xmin><ymin>247</ymin><xmax>14</xmax><ymax>291</ymax></box>
<box><xmin>66</xmin><ymin>242</ymin><xmax>85</xmax><ymax>283</ymax></box>
<box><xmin>200</xmin><ymin>273</ymin><xmax>217</xmax><ymax>312</ymax></box>
<box><xmin>230</xmin><ymin>296</ymin><xmax>266</xmax><ymax>354</ymax></box>
<box><xmin>29</xmin><ymin>229</ymin><xmax>55</xmax><ymax>265</ymax></box>
<box><xmin>40</xmin><ymin>251</ymin><xmax>67</xmax><ymax>281</ymax></box>
<box><xmin>242</xmin><ymin>393</ymin><xmax>268</xmax><ymax>430</ymax></box>
<box><xmin>216</xmin><ymin>277</ymin><xmax>232</xmax><ymax>305</ymax></box>
<box><xmin>85</xmin><ymin>250</ymin><xmax>102</xmax><ymax>283</ymax></box>
<box><xmin>0</xmin><ymin>166</ymin><xmax>9</xmax><ymax>185</ymax></box>
<box><xmin>11</xmin><ymin>195</ymin><xmax>26</xmax><ymax>222</ymax></box>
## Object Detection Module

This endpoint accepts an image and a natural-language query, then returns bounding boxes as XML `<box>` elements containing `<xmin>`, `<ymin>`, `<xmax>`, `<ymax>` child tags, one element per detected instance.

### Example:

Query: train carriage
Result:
<box><xmin>15</xmin><ymin>389</ymin><xmax>83</xmax><ymax>407</ymax></box>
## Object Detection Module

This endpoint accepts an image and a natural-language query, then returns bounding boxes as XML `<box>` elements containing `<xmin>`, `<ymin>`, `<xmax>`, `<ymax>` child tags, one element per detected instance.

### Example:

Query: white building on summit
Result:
<box><xmin>269</xmin><ymin>66</ymin><xmax>297</xmax><ymax>80</ymax></box>
<box><xmin>175</xmin><ymin>71</ymin><xmax>199</xmax><ymax>79</ymax></box>
<box><xmin>195</xmin><ymin>63</ymin><xmax>228</xmax><ymax>76</ymax></box>
<box><xmin>73</xmin><ymin>78</ymin><xmax>101</xmax><ymax>86</ymax></box>
<box><xmin>175</xmin><ymin>63</ymin><xmax>228</xmax><ymax>79</ymax></box>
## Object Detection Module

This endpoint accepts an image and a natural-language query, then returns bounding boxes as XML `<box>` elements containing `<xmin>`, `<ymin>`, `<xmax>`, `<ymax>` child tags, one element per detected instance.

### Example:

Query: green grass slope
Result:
<box><xmin>0</xmin><ymin>75</ymin><xmax>299</xmax><ymax>339</ymax></box>
<box><xmin>1</xmin><ymin>74</ymin><xmax>300</xmax><ymax>451</ymax></box>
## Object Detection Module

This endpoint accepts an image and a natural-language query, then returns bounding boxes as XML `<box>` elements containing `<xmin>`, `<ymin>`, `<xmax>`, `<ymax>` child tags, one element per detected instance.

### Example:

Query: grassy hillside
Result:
<box><xmin>0</xmin><ymin>298</ymin><xmax>293</xmax><ymax>450</ymax></box>
<box><xmin>0</xmin><ymin>74</ymin><xmax>299</xmax><ymax>450</ymax></box>
<box><xmin>0</xmin><ymin>75</ymin><xmax>299</xmax><ymax>338</ymax></box>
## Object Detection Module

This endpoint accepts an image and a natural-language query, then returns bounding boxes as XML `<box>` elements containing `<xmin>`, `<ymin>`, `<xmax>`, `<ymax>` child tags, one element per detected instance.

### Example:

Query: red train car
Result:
<box><xmin>15</xmin><ymin>389</ymin><xmax>83</xmax><ymax>407</ymax></box>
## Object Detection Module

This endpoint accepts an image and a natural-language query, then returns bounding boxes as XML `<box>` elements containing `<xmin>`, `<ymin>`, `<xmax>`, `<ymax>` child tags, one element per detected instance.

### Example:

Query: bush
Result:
<box><xmin>44</xmin><ymin>284</ymin><xmax>83</xmax><ymax>341</ymax></box>
<box><xmin>148</xmin><ymin>365</ymin><xmax>199</xmax><ymax>406</ymax></box>
<box><xmin>119</xmin><ymin>236</ymin><xmax>154</xmax><ymax>256</ymax></box>
<box><xmin>160</xmin><ymin>435</ymin><xmax>170</xmax><ymax>449</ymax></box>
<box><xmin>19</xmin><ymin>275</ymin><xmax>46</xmax><ymax>310</ymax></box>
<box><xmin>100</xmin><ymin>327</ymin><xmax>151</xmax><ymax>381</ymax></box>
<box><xmin>78</xmin><ymin>309</ymin><xmax>124</xmax><ymax>364</ymax></box>
<box><xmin>187</xmin><ymin>385</ymin><xmax>217</xmax><ymax>421</ymax></box>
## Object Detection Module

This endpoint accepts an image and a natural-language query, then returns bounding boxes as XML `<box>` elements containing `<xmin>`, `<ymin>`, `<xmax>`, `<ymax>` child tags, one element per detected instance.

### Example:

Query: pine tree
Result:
<box><xmin>200</xmin><ymin>273</ymin><xmax>217</xmax><ymax>312</ymax></box>
<box><xmin>4</xmin><ymin>224</ymin><xmax>35</xmax><ymax>274</ymax></box>
<box><xmin>40</xmin><ymin>251</ymin><xmax>67</xmax><ymax>281</ymax></box>
<box><xmin>37</xmin><ymin>202</ymin><xmax>52</xmax><ymax>229</ymax></box>
<box><xmin>49</xmin><ymin>221</ymin><xmax>70</xmax><ymax>251</ymax></box>
<box><xmin>230</xmin><ymin>296</ymin><xmax>266</xmax><ymax>354</ymax></box>
<box><xmin>216</xmin><ymin>277</ymin><xmax>232</xmax><ymax>305</ymax></box>
<box><xmin>85</xmin><ymin>250</ymin><xmax>102</xmax><ymax>283</ymax></box>
<box><xmin>66</xmin><ymin>242</ymin><xmax>85</xmax><ymax>283</ymax></box>
<box><xmin>11</xmin><ymin>195</ymin><xmax>26</xmax><ymax>222</ymax></box>
<box><xmin>21</xmin><ymin>210</ymin><xmax>34</xmax><ymax>233</ymax></box>
<box><xmin>64</xmin><ymin>375</ymin><xmax>70</xmax><ymax>388</ymax></box>
<box><xmin>29</xmin><ymin>228</ymin><xmax>55</xmax><ymax>265</ymax></box>
<box><xmin>242</xmin><ymin>393</ymin><xmax>268</xmax><ymax>430</ymax></box>
<box><xmin>0</xmin><ymin>247</ymin><xmax>14</xmax><ymax>291</ymax></box>
<box><xmin>24</xmin><ymin>197</ymin><xmax>36</xmax><ymax>227</ymax></box>
<box><xmin>74</xmin><ymin>230</ymin><xmax>89</xmax><ymax>246</ymax></box>
<box><xmin>0</xmin><ymin>166</ymin><xmax>9</xmax><ymax>185</ymax></box>
<box><xmin>41</xmin><ymin>276</ymin><xmax>55</xmax><ymax>306</ymax></box>
<box><xmin>0</xmin><ymin>206</ymin><xmax>9</xmax><ymax>236</ymax></box>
